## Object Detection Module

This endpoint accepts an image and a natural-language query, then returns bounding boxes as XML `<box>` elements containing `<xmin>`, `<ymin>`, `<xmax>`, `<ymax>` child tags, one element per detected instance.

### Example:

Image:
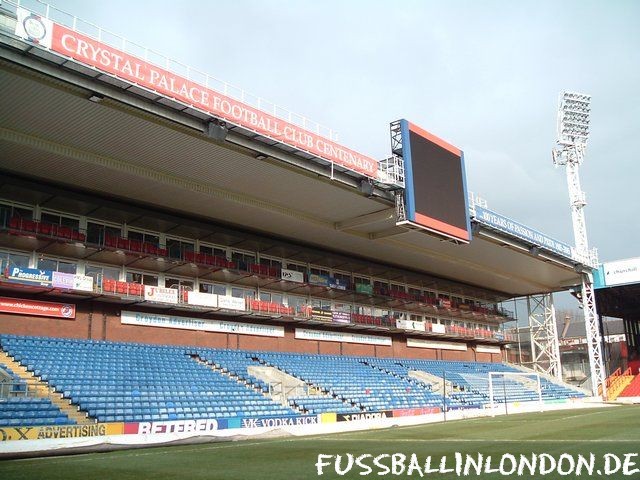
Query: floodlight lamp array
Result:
<box><xmin>558</xmin><ymin>92</ymin><xmax>591</xmax><ymax>142</ymax></box>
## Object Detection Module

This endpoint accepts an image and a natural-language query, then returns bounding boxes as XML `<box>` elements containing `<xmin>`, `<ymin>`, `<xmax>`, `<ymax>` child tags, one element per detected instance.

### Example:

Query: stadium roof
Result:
<box><xmin>0</xmin><ymin>9</ymin><xmax>588</xmax><ymax>300</ymax></box>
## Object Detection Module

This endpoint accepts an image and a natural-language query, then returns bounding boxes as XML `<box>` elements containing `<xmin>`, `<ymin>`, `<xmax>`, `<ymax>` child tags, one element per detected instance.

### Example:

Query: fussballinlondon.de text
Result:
<box><xmin>316</xmin><ymin>452</ymin><xmax>639</xmax><ymax>477</ymax></box>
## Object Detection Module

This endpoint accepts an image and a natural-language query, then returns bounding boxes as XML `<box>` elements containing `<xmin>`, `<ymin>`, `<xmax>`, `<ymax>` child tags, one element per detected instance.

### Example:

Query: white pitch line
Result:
<box><xmin>308</xmin><ymin>437</ymin><xmax>640</xmax><ymax>444</ymax></box>
<box><xmin>556</xmin><ymin>409</ymin><xmax>615</xmax><ymax>421</ymax></box>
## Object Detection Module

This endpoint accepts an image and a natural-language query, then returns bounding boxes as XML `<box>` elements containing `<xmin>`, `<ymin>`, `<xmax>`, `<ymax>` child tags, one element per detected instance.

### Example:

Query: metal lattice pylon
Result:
<box><xmin>552</xmin><ymin>91</ymin><xmax>606</xmax><ymax>398</ymax></box>
<box><xmin>581</xmin><ymin>277</ymin><xmax>607</xmax><ymax>398</ymax></box>
<box><xmin>527</xmin><ymin>294</ymin><xmax>562</xmax><ymax>379</ymax></box>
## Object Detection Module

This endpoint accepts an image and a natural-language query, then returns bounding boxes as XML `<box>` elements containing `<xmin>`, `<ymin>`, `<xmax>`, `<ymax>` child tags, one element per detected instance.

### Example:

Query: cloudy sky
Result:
<box><xmin>43</xmin><ymin>0</ymin><xmax>639</xmax><ymax>265</ymax></box>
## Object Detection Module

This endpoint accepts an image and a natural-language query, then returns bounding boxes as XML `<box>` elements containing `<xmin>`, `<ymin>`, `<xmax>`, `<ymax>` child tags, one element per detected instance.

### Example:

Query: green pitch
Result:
<box><xmin>1</xmin><ymin>406</ymin><xmax>639</xmax><ymax>480</ymax></box>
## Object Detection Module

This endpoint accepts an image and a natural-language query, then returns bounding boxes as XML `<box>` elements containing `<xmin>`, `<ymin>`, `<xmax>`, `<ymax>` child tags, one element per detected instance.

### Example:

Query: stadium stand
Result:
<box><xmin>0</xmin><ymin>336</ymin><xmax>295</xmax><ymax>423</ymax></box>
<box><xmin>619</xmin><ymin>373</ymin><xmax>640</xmax><ymax>398</ymax></box>
<box><xmin>0</xmin><ymin>335</ymin><xmax>584</xmax><ymax>425</ymax></box>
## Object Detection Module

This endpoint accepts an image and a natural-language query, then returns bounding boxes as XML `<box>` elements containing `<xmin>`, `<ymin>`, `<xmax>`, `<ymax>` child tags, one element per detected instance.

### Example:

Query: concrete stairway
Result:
<box><xmin>408</xmin><ymin>370</ymin><xmax>454</xmax><ymax>394</ymax></box>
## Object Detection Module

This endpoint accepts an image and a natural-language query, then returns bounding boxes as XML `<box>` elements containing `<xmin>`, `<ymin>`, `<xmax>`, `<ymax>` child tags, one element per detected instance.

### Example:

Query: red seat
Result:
<box><xmin>102</xmin><ymin>278</ymin><xmax>117</xmax><ymax>293</ymax></box>
<box><xmin>184</xmin><ymin>251</ymin><xmax>196</xmax><ymax>263</ymax></box>
<box><xmin>157</xmin><ymin>248</ymin><xmax>168</xmax><ymax>257</ymax></box>
<box><xmin>58</xmin><ymin>226</ymin><xmax>73</xmax><ymax>239</ymax></box>
<box><xmin>105</xmin><ymin>234</ymin><xmax>118</xmax><ymax>248</ymax></box>
<box><xmin>130</xmin><ymin>283</ymin><xmax>143</xmax><ymax>296</ymax></box>
<box><xmin>8</xmin><ymin>217</ymin><xmax>20</xmax><ymax>229</ymax></box>
<box><xmin>117</xmin><ymin>238</ymin><xmax>130</xmax><ymax>250</ymax></box>
<box><xmin>22</xmin><ymin>220</ymin><xmax>37</xmax><ymax>233</ymax></box>
<box><xmin>38</xmin><ymin>223</ymin><xmax>52</xmax><ymax>235</ymax></box>
<box><xmin>142</xmin><ymin>243</ymin><xmax>158</xmax><ymax>255</ymax></box>
<box><xmin>129</xmin><ymin>240</ymin><xmax>143</xmax><ymax>252</ymax></box>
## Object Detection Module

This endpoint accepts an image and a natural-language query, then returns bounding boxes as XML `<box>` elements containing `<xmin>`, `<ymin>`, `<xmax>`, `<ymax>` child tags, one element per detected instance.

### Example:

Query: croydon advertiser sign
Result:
<box><xmin>14</xmin><ymin>8</ymin><xmax>378</xmax><ymax>179</ymax></box>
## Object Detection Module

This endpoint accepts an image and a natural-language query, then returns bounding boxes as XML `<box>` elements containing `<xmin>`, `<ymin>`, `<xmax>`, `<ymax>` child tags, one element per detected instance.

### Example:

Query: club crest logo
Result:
<box><xmin>60</xmin><ymin>304</ymin><xmax>74</xmax><ymax>318</ymax></box>
<box><xmin>22</xmin><ymin>13</ymin><xmax>47</xmax><ymax>43</ymax></box>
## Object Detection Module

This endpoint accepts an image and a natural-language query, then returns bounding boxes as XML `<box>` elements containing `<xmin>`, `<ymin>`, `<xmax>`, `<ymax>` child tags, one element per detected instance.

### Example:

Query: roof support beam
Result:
<box><xmin>334</xmin><ymin>208</ymin><xmax>394</xmax><ymax>231</ymax></box>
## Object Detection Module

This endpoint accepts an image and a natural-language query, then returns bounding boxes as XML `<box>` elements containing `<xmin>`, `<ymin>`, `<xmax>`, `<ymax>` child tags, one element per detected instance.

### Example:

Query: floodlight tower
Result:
<box><xmin>552</xmin><ymin>91</ymin><xmax>606</xmax><ymax>398</ymax></box>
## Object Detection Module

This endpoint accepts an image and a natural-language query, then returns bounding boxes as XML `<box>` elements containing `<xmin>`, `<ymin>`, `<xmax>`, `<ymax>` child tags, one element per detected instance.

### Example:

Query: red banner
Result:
<box><xmin>32</xmin><ymin>20</ymin><xmax>377</xmax><ymax>178</ymax></box>
<box><xmin>0</xmin><ymin>297</ymin><xmax>76</xmax><ymax>319</ymax></box>
<box><xmin>392</xmin><ymin>407</ymin><xmax>440</xmax><ymax>417</ymax></box>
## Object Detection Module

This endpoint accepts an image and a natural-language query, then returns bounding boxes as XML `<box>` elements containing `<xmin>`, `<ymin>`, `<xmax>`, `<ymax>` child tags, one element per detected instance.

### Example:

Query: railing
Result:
<box><xmin>3</xmin><ymin>216</ymin><xmax>513</xmax><ymax>321</ymax></box>
<box><xmin>378</xmin><ymin>155</ymin><xmax>405</xmax><ymax>188</ymax></box>
<box><xmin>0</xmin><ymin>379</ymin><xmax>38</xmax><ymax>397</ymax></box>
<box><xmin>2</xmin><ymin>218</ymin><xmax>516</xmax><ymax>336</ymax></box>
<box><xmin>3</xmin><ymin>0</ymin><xmax>339</xmax><ymax>142</ymax></box>
<box><xmin>7</xmin><ymin>216</ymin><xmax>86</xmax><ymax>243</ymax></box>
<box><xmin>604</xmin><ymin>368</ymin><xmax>633</xmax><ymax>400</ymax></box>
<box><xmin>0</xmin><ymin>266</ymin><xmax>514</xmax><ymax>342</ymax></box>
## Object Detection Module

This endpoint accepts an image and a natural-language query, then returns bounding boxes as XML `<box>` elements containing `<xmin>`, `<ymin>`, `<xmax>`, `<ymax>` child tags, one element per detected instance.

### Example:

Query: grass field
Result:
<box><xmin>1</xmin><ymin>406</ymin><xmax>639</xmax><ymax>479</ymax></box>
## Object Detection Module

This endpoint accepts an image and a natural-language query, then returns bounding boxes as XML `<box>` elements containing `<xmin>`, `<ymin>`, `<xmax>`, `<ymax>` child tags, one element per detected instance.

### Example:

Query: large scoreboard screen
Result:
<box><xmin>399</xmin><ymin>120</ymin><xmax>471</xmax><ymax>243</ymax></box>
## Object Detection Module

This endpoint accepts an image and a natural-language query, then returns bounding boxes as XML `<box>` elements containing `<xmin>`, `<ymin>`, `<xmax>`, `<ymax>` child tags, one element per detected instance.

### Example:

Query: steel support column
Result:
<box><xmin>527</xmin><ymin>293</ymin><xmax>562</xmax><ymax>380</ymax></box>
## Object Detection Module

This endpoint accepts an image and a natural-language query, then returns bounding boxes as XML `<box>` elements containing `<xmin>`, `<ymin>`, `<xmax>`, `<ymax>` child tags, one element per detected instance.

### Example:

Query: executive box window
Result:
<box><xmin>309</xmin><ymin>266</ymin><xmax>329</xmax><ymax>277</ymax></box>
<box><xmin>333</xmin><ymin>271</ymin><xmax>351</xmax><ymax>288</ymax></box>
<box><xmin>287</xmin><ymin>295</ymin><xmax>307</xmax><ymax>312</ymax></box>
<box><xmin>353</xmin><ymin>276</ymin><xmax>370</xmax><ymax>287</ymax></box>
<box><xmin>259</xmin><ymin>257</ymin><xmax>282</xmax><ymax>269</ymax></box>
<box><xmin>165</xmin><ymin>277</ymin><xmax>194</xmax><ymax>291</ymax></box>
<box><xmin>260</xmin><ymin>292</ymin><xmax>284</xmax><ymax>304</ymax></box>
<box><xmin>0</xmin><ymin>250</ymin><xmax>30</xmax><ymax>272</ymax></box>
<box><xmin>40</xmin><ymin>212</ymin><xmax>80</xmax><ymax>230</ymax></box>
<box><xmin>0</xmin><ymin>203</ymin><xmax>32</xmax><ymax>227</ymax></box>
<box><xmin>311</xmin><ymin>299</ymin><xmax>332</xmax><ymax>313</ymax></box>
<box><xmin>354</xmin><ymin>306</ymin><xmax>373</xmax><ymax>316</ymax></box>
<box><xmin>199</xmin><ymin>282</ymin><xmax>226</xmax><ymax>296</ymax></box>
<box><xmin>85</xmin><ymin>265</ymin><xmax>121</xmax><ymax>286</ymax></box>
<box><xmin>86</xmin><ymin>222</ymin><xmax>122</xmax><ymax>245</ymax></box>
<box><xmin>128</xmin><ymin>230</ymin><xmax>160</xmax><ymax>247</ymax></box>
<box><xmin>37</xmin><ymin>257</ymin><xmax>77</xmax><ymax>274</ymax></box>
<box><xmin>126</xmin><ymin>271</ymin><xmax>158</xmax><ymax>286</ymax></box>
<box><xmin>232</xmin><ymin>252</ymin><xmax>255</xmax><ymax>271</ymax></box>
<box><xmin>231</xmin><ymin>287</ymin><xmax>255</xmax><ymax>300</ymax></box>
<box><xmin>374</xmin><ymin>280</ymin><xmax>389</xmax><ymax>295</ymax></box>
<box><xmin>409</xmin><ymin>287</ymin><xmax>422</xmax><ymax>298</ymax></box>
<box><xmin>283</xmin><ymin>262</ymin><xmax>306</xmax><ymax>273</ymax></box>
<box><xmin>199</xmin><ymin>244</ymin><xmax>227</xmax><ymax>258</ymax></box>
<box><xmin>333</xmin><ymin>302</ymin><xmax>352</xmax><ymax>313</ymax></box>
<box><xmin>166</xmin><ymin>238</ymin><xmax>194</xmax><ymax>260</ymax></box>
